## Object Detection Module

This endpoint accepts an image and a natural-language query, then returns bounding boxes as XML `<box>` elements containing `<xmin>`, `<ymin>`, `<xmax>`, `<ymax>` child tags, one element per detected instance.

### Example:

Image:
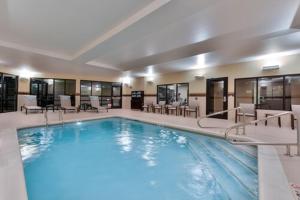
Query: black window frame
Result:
<box><xmin>30</xmin><ymin>78</ymin><xmax>76</xmax><ymax>107</ymax></box>
<box><xmin>156</xmin><ymin>82</ymin><xmax>189</xmax><ymax>105</ymax></box>
<box><xmin>0</xmin><ymin>72</ymin><xmax>18</xmax><ymax>113</ymax></box>
<box><xmin>80</xmin><ymin>80</ymin><xmax>122</xmax><ymax>109</ymax></box>
<box><xmin>234</xmin><ymin>73</ymin><xmax>300</xmax><ymax>111</ymax></box>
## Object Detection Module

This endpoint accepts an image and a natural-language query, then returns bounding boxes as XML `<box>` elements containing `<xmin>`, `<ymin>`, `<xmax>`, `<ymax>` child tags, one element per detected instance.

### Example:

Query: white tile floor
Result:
<box><xmin>0</xmin><ymin>108</ymin><xmax>299</xmax><ymax>199</ymax></box>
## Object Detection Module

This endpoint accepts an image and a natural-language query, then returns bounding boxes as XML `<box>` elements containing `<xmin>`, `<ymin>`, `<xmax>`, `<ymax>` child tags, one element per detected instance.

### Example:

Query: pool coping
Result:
<box><xmin>1</xmin><ymin>114</ymin><xmax>294</xmax><ymax>200</ymax></box>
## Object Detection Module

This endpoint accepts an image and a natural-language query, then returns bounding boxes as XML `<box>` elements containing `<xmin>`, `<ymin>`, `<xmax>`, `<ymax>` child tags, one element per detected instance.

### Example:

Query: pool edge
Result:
<box><xmin>2</xmin><ymin>114</ymin><xmax>294</xmax><ymax>200</ymax></box>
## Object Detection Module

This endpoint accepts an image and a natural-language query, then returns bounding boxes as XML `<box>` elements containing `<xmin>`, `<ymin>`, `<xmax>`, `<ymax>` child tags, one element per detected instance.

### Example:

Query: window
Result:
<box><xmin>157</xmin><ymin>83</ymin><xmax>189</xmax><ymax>105</ymax></box>
<box><xmin>30</xmin><ymin>78</ymin><xmax>76</xmax><ymax>107</ymax></box>
<box><xmin>80</xmin><ymin>81</ymin><xmax>122</xmax><ymax>108</ymax></box>
<box><xmin>235</xmin><ymin>78</ymin><xmax>257</xmax><ymax>107</ymax></box>
<box><xmin>258</xmin><ymin>77</ymin><xmax>284</xmax><ymax>110</ymax></box>
<box><xmin>235</xmin><ymin>74</ymin><xmax>300</xmax><ymax>111</ymax></box>
<box><xmin>285</xmin><ymin>75</ymin><xmax>300</xmax><ymax>110</ymax></box>
<box><xmin>0</xmin><ymin>73</ymin><xmax>18</xmax><ymax>113</ymax></box>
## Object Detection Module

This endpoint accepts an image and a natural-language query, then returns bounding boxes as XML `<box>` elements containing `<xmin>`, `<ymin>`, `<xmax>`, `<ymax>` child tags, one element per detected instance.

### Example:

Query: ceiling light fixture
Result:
<box><xmin>19</xmin><ymin>67</ymin><xmax>38</xmax><ymax>79</ymax></box>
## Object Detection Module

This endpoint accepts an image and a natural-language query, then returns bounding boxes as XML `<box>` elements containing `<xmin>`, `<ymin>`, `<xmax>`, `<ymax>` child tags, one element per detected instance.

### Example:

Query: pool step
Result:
<box><xmin>216</xmin><ymin>140</ymin><xmax>258</xmax><ymax>173</ymax></box>
<box><xmin>235</xmin><ymin>145</ymin><xmax>258</xmax><ymax>158</ymax></box>
<box><xmin>193</xmin><ymin>138</ymin><xmax>258</xmax><ymax>197</ymax></box>
<box><xmin>187</xmin><ymin>140</ymin><xmax>257</xmax><ymax>200</ymax></box>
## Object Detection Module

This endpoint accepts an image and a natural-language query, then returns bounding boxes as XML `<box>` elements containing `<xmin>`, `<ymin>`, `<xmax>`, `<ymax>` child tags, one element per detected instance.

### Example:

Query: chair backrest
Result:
<box><xmin>240</xmin><ymin>103</ymin><xmax>255</xmax><ymax>115</ymax></box>
<box><xmin>188</xmin><ymin>101</ymin><xmax>198</xmax><ymax>109</ymax></box>
<box><xmin>24</xmin><ymin>95</ymin><xmax>37</xmax><ymax>106</ymax></box>
<box><xmin>172</xmin><ymin>101</ymin><xmax>180</xmax><ymax>107</ymax></box>
<box><xmin>60</xmin><ymin>95</ymin><xmax>71</xmax><ymax>107</ymax></box>
<box><xmin>144</xmin><ymin>99</ymin><xmax>153</xmax><ymax>106</ymax></box>
<box><xmin>90</xmin><ymin>96</ymin><xmax>100</xmax><ymax>108</ymax></box>
<box><xmin>158</xmin><ymin>101</ymin><xmax>166</xmax><ymax>106</ymax></box>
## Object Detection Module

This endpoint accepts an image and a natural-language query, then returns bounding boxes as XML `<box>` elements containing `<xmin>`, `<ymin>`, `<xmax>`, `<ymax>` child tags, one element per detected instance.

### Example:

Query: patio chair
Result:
<box><xmin>185</xmin><ymin>101</ymin><xmax>199</xmax><ymax>118</ymax></box>
<box><xmin>59</xmin><ymin>95</ymin><xmax>77</xmax><ymax>113</ymax></box>
<box><xmin>166</xmin><ymin>101</ymin><xmax>180</xmax><ymax>115</ymax></box>
<box><xmin>21</xmin><ymin>95</ymin><xmax>43</xmax><ymax>115</ymax></box>
<box><xmin>154</xmin><ymin>101</ymin><xmax>166</xmax><ymax>114</ymax></box>
<box><xmin>90</xmin><ymin>96</ymin><xmax>108</xmax><ymax>112</ymax></box>
<box><xmin>235</xmin><ymin>103</ymin><xmax>257</xmax><ymax>123</ymax></box>
<box><xmin>142</xmin><ymin>99</ymin><xmax>153</xmax><ymax>112</ymax></box>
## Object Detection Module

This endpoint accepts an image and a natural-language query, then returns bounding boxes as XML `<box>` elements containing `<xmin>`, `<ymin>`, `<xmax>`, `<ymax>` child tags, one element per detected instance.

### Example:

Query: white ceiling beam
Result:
<box><xmin>72</xmin><ymin>0</ymin><xmax>172</xmax><ymax>64</ymax></box>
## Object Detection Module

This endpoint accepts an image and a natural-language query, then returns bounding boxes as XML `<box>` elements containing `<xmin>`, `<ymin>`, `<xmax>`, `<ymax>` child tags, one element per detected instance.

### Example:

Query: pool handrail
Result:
<box><xmin>224</xmin><ymin>111</ymin><xmax>300</xmax><ymax>156</ymax></box>
<box><xmin>197</xmin><ymin>107</ymin><xmax>245</xmax><ymax>130</ymax></box>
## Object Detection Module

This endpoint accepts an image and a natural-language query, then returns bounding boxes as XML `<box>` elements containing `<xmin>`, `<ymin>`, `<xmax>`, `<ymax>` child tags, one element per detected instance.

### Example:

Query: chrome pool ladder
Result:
<box><xmin>58</xmin><ymin>109</ymin><xmax>64</xmax><ymax>125</ymax></box>
<box><xmin>44</xmin><ymin>110</ymin><xmax>48</xmax><ymax>127</ymax></box>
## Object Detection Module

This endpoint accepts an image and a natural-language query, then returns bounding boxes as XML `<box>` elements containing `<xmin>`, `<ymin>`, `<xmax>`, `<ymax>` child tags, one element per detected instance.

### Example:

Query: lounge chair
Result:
<box><xmin>185</xmin><ymin>101</ymin><xmax>199</xmax><ymax>118</ymax></box>
<box><xmin>153</xmin><ymin>101</ymin><xmax>166</xmax><ymax>114</ymax></box>
<box><xmin>166</xmin><ymin>101</ymin><xmax>180</xmax><ymax>115</ymax></box>
<box><xmin>59</xmin><ymin>95</ymin><xmax>77</xmax><ymax>113</ymax></box>
<box><xmin>142</xmin><ymin>100</ymin><xmax>153</xmax><ymax>112</ymax></box>
<box><xmin>21</xmin><ymin>95</ymin><xmax>43</xmax><ymax>115</ymax></box>
<box><xmin>90</xmin><ymin>96</ymin><xmax>108</xmax><ymax>112</ymax></box>
<box><xmin>236</xmin><ymin>103</ymin><xmax>257</xmax><ymax>123</ymax></box>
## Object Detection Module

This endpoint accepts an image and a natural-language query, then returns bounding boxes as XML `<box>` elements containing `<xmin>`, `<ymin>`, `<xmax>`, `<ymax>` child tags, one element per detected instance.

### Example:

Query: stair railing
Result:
<box><xmin>197</xmin><ymin>107</ymin><xmax>246</xmax><ymax>134</ymax></box>
<box><xmin>44</xmin><ymin>110</ymin><xmax>48</xmax><ymax>127</ymax></box>
<box><xmin>224</xmin><ymin>111</ymin><xmax>300</xmax><ymax>156</ymax></box>
<box><xmin>58</xmin><ymin>109</ymin><xmax>64</xmax><ymax>125</ymax></box>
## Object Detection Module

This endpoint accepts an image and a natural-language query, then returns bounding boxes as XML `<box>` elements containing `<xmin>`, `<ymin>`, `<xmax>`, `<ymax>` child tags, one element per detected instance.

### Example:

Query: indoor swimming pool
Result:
<box><xmin>17</xmin><ymin>117</ymin><xmax>258</xmax><ymax>200</ymax></box>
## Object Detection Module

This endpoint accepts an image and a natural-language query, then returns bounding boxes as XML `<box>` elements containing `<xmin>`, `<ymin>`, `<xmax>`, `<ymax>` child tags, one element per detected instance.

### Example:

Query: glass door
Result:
<box><xmin>206</xmin><ymin>77</ymin><xmax>228</xmax><ymax>119</ymax></box>
<box><xmin>2</xmin><ymin>74</ymin><xmax>18</xmax><ymax>112</ymax></box>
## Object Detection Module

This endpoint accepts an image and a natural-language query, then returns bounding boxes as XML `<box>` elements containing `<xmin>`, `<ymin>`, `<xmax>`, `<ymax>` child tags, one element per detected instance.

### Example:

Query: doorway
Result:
<box><xmin>206</xmin><ymin>77</ymin><xmax>228</xmax><ymax>119</ymax></box>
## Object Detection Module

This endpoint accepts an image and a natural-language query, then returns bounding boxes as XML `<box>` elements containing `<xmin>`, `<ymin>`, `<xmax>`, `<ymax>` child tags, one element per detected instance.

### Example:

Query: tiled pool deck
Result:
<box><xmin>0</xmin><ymin>109</ymin><xmax>299</xmax><ymax>199</ymax></box>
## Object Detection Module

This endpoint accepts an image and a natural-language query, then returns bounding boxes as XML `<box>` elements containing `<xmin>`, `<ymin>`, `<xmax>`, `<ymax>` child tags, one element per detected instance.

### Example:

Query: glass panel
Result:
<box><xmin>157</xmin><ymin>85</ymin><xmax>166</xmax><ymax>102</ymax></box>
<box><xmin>235</xmin><ymin>78</ymin><xmax>257</xmax><ymax>107</ymax></box>
<box><xmin>65</xmin><ymin>80</ymin><xmax>76</xmax><ymax>106</ymax></box>
<box><xmin>258</xmin><ymin>77</ymin><xmax>284</xmax><ymax>110</ymax></box>
<box><xmin>212</xmin><ymin>80</ymin><xmax>224</xmax><ymax>113</ymax></box>
<box><xmin>112</xmin><ymin>97</ymin><xmax>121</xmax><ymax>108</ymax></box>
<box><xmin>285</xmin><ymin>75</ymin><xmax>300</xmax><ymax>110</ymax></box>
<box><xmin>102</xmin><ymin>83</ymin><xmax>112</xmax><ymax>96</ymax></box>
<box><xmin>166</xmin><ymin>84</ymin><xmax>176</xmax><ymax>104</ymax></box>
<box><xmin>54</xmin><ymin>79</ymin><xmax>65</xmax><ymax>106</ymax></box>
<box><xmin>92</xmin><ymin>82</ymin><xmax>102</xmax><ymax>96</ymax></box>
<box><xmin>30</xmin><ymin>78</ymin><xmax>54</xmax><ymax>106</ymax></box>
<box><xmin>2</xmin><ymin>74</ymin><xmax>17</xmax><ymax>112</ymax></box>
<box><xmin>177</xmin><ymin>83</ymin><xmax>188</xmax><ymax>105</ymax></box>
<box><xmin>101</xmin><ymin>97</ymin><xmax>111</xmax><ymax>106</ymax></box>
<box><xmin>112</xmin><ymin>86</ymin><xmax>121</xmax><ymax>96</ymax></box>
<box><xmin>0</xmin><ymin>74</ymin><xmax>2</xmax><ymax>112</ymax></box>
<box><xmin>80</xmin><ymin>81</ymin><xmax>91</xmax><ymax>96</ymax></box>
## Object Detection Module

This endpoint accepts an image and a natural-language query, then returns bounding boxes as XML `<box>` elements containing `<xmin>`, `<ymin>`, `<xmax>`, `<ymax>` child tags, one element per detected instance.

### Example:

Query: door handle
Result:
<box><xmin>223</xmin><ymin>96</ymin><xmax>227</xmax><ymax>102</ymax></box>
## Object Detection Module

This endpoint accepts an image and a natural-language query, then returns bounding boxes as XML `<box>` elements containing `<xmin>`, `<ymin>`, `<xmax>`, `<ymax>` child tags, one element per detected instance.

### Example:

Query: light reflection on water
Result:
<box><xmin>18</xmin><ymin>128</ymin><xmax>54</xmax><ymax>162</ymax></box>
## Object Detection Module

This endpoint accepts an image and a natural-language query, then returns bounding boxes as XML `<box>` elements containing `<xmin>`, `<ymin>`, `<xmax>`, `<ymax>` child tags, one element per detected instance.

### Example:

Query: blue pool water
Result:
<box><xmin>18</xmin><ymin>117</ymin><xmax>258</xmax><ymax>200</ymax></box>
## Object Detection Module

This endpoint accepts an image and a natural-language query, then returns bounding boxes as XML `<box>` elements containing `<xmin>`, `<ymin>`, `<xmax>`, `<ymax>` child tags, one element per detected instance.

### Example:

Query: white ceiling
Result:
<box><xmin>0</xmin><ymin>0</ymin><xmax>300</xmax><ymax>77</ymax></box>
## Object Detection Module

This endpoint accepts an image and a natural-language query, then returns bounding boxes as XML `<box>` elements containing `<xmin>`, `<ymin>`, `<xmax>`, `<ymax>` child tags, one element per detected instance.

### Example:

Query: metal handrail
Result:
<box><xmin>197</xmin><ymin>107</ymin><xmax>244</xmax><ymax>129</ymax></box>
<box><xmin>224</xmin><ymin>111</ymin><xmax>300</xmax><ymax>156</ymax></box>
<box><xmin>44</xmin><ymin>110</ymin><xmax>48</xmax><ymax>127</ymax></box>
<box><xmin>58</xmin><ymin>109</ymin><xmax>64</xmax><ymax>125</ymax></box>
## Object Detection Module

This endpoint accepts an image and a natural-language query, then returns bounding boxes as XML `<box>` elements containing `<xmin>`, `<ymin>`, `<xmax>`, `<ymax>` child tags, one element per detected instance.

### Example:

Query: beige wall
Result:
<box><xmin>129</xmin><ymin>53</ymin><xmax>300</xmax><ymax>95</ymax></box>
<box><xmin>1</xmin><ymin>53</ymin><xmax>300</xmax><ymax>114</ymax></box>
<box><xmin>126</xmin><ymin>53</ymin><xmax>300</xmax><ymax>120</ymax></box>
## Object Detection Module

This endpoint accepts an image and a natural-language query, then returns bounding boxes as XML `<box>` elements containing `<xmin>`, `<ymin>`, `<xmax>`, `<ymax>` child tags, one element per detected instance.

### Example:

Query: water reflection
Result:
<box><xmin>18</xmin><ymin>128</ymin><xmax>54</xmax><ymax>162</ymax></box>
<box><xmin>116</xmin><ymin>122</ymin><xmax>133</xmax><ymax>153</ymax></box>
<box><xmin>142</xmin><ymin>136</ymin><xmax>157</xmax><ymax>167</ymax></box>
<box><xmin>180</xmin><ymin>163</ymin><xmax>228</xmax><ymax>199</ymax></box>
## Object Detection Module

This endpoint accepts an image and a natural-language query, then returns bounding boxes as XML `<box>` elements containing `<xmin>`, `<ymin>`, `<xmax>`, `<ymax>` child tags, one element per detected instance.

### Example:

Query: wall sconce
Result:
<box><xmin>262</xmin><ymin>65</ymin><xmax>280</xmax><ymax>71</ymax></box>
<box><xmin>195</xmin><ymin>75</ymin><xmax>205</xmax><ymax>80</ymax></box>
